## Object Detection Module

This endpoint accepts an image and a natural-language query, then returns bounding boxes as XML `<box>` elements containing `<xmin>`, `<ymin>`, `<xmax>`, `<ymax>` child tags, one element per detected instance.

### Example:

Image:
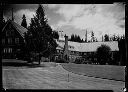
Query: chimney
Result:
<box><xmin>12</xmin><ymin>8</ymin><xmax>14</xmax><ymax>21</ymax></box>
<box><xmin>63</xmin><ymin>34</ymin><xmax>69</xmax><ymax>60</ymax></box>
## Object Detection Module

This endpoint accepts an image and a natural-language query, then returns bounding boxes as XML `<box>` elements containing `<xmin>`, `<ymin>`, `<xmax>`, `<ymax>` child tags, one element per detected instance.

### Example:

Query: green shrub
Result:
<box><xmin>55</xmin><ymin>58</ymin><xmax>67</xmax><ymax>63</ymax></box>
<box><xmin>74</xmin><ymin>58</ymin><xmax>82</xmax><ymax>64</ymax></box>
<box><xmin>96</xmin><ymin>44</ymin><xmax>111</xmax><ymax>65</ymax></box>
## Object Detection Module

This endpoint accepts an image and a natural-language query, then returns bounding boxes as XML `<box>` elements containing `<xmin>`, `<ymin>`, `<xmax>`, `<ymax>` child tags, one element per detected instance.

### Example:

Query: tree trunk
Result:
<box><xmin>38</xmin><ymin>54</ymin><xmax>41</xmax><ymax>65</ymax></box>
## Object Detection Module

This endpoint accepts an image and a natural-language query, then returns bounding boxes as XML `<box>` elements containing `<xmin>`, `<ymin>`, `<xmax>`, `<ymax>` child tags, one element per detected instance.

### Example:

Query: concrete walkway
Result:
<box><xmin>2</xmin><ymin>60</ymin><xmax>125</xmax><ymax>91</ymax></box>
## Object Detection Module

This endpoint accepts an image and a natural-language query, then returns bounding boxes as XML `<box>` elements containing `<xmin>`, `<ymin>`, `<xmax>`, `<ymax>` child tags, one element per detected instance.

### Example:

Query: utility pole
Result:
<box><xmin>85</xmin><ymin>29</ymin><xmax>87</xmax><ymax>42</ymax></box>
<box><xmin>102</xmin><ymin>35</ymin><xmax>104</xmax><ymax>42</ymax></box>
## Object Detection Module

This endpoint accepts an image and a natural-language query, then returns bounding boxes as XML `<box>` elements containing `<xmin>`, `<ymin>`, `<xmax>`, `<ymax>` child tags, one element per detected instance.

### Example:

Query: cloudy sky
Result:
<box><xmin>4</xmin><ymin>4</ymin><xmax>125</xmax><ymax>41</ymax></box>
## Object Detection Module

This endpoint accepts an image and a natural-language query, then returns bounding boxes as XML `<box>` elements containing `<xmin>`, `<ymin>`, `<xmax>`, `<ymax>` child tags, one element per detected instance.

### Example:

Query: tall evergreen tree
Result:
<box><xmin>96</xmin><ymin>45</ymin><xmax>111</xmax><ymax>65</ymax></box>
<box><xmin>104</xmin><ymin>34</ymin><xmax>109</xmax><ymax>41</ymax></box>
<box><xmin>77</xmin><ymin>35</ymin><xmax>81</xmax><ymax>42</ymax></box>
<box><xmin>52</xmin><ymin>31</ymin><xmax>59</xmax><ymax>39</ymax></box>
<box><xmin>21</xmin><ymin>14</ymin><xmax>27</xmax><ymax>28</ymax></box>
<box><xmin>69</xmin><ymin>34</ymin><xmax>84</xmax><ymax>42</ymax></box>
<box><xmin>91</xmin><ymin>31</ymin><xmax>95</xmax><ymax>42</ymax></box>
<box><xmin>85</xmin><ymin>29</ymin><xmax>87</xmax><ymax>42</ymax></box>
<box><xmin>25</xmin><ymin>4</ymin><xmax>57</xmax><ymax>64</ymax></box>
<box><xmin>69</xmin><ymin>34</ymin><xmax>74</xmax><ymax>41</ymax></box>
<box><xmin>112</xmin><ymin>34</ymin><xmax>116</xmax><ymax>41</ymax></box>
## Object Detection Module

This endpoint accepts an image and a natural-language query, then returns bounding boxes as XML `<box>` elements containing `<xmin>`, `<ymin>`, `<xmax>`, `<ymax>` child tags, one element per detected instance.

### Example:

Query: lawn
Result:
<box><xmin>61</xmin><ymin>63</ymin><xmax>125</xmax><ymax>81</ymax></box>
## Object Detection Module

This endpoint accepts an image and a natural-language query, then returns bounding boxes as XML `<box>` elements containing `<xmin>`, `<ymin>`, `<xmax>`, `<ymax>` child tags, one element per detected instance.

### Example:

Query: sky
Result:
<box><xmin>3</xmin><ymin>4</ymin><xmax>125</xmax><ymax>41</ymax></box>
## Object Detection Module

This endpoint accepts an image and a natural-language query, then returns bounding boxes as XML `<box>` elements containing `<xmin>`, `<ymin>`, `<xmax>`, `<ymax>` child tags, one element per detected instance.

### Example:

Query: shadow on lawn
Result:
<box><xmin>2</xmin><ymin>61</ymin><xmax>45</xmax><ymax>68</ymax></box>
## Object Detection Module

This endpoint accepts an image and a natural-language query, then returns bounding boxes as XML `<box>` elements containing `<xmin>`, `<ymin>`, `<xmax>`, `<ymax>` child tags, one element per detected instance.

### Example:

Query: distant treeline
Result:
<box><xmin>68</xmin><ymin>33</ymin><xmax>125</xmax><ymax>43</ymax></box>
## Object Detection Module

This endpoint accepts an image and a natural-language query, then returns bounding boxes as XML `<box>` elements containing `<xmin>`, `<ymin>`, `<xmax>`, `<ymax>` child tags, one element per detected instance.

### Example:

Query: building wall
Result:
<box><xmin>54</xmin><ymin>48</ymin><xmax>120</xmax><ymax>65</ymax></box>
<box><xmin>2</xmin><ymin>23</ymin><xmax>25</xmax><ymax>59</ymax></box>
<box><xmin>55</xmin><ymin>36</ymin><xmax>120</xmax><ymax>64</ymax></box>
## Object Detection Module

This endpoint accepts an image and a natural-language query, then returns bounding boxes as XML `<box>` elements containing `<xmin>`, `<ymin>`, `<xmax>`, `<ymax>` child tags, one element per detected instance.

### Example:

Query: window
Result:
<box><xmin>6</xmin><ymin>31</ymin><xmax>9</xmax><ymax>36</ymax></box>
<box><xmin>5</xmin><ymin>48</ymin><xmax>7</xmax><ymax>53</ymax></box>
<box><xmin>4</xmin><ymin>48</ymin><xmax>7</xmax><ymax>53</ymax></box>
<box><xmin>84</xmin><ymin>53</ymin><xmax>86</xmax><ymax>55</ymax></box>
<box><xmin>10</xmin><ymin>48</ymin><xmax>12</xmax><ymax>53</ymax></box>
<box><xmin>6</xmin><ymin>29</ymin><xmax>14</xmax><ymax>37</ymax></box>
<box><xmin>8</xmin><ymin>48</ymin><xmax>12</xmax><ymax>53</ymax></box>
<box><xmin>2</xmin><ymin>39</ymin><xmax>5</xmax><ymax>44</ymax></box>
<box><xmin>8</xmin><ymin>38</ymin><xmax>12</xmax><ymax>44</ymax></box>
<box><xmin>8</xmin><ymin>48</ymin><xmax>11</xmax><ymax>53</ymax></box>
<box><xmin>4</xmin><ymin>49</ymin><xmax>5</xmax><ymax>53</ymax></box>
<box><xmin>15</xmin><ymin>38</ymin><xmax>19</xmax><ymax>44</ymax></box>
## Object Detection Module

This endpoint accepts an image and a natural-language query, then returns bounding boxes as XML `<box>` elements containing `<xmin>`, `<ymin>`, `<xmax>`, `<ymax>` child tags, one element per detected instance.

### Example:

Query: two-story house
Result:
<box><xmin>2</xmin><ymin>20</ymin><xmax>28</xmax><ymax>59</ymax></box>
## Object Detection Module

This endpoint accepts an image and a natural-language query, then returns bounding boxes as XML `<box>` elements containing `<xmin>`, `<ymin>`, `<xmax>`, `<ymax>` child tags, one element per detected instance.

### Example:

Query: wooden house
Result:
<box><xmin>2</xmin><ymin>20</ymin><xmax>28</xmax><ymax>59</ymax></box>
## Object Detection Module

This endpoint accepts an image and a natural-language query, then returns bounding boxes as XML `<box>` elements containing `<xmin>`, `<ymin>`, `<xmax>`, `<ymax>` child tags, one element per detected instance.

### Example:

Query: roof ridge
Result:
<box><xmin>2</xmin><ymin>20</ymin><xmax>10</xmax><ymax>32</ymax></box>
<box><xmin>57</xmin><ymin>40</ymin><xmax>119</xmax><ymax>52</ymax></box>
<box><xmin>12</xmin><ymin>21</ymin><xmax>28</xmax><ymax>30</ymax></box>
<box><xmin>11</xmin><ymin>21</ymin><xmax>28</xmax><ymax>38</ymax></box>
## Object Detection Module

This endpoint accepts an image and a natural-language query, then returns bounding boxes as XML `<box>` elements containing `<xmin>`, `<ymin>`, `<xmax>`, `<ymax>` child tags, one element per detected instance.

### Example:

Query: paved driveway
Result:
<box><xmin>2</xmin><ymin>59</ymin><xmax>125</xmax><ymax>92</ymax></box>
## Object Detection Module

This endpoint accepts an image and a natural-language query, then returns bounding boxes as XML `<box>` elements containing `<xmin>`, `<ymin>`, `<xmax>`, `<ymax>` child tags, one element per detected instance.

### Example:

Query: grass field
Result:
<box><xmin>61</xmin><ymin>63</ymin><xmax>125</xmax><ymax>81</ymax></box>
<box><xmin>2</xmin><ymin>59</ymin><xmax>125</xmax><ymax>90</ymax></box>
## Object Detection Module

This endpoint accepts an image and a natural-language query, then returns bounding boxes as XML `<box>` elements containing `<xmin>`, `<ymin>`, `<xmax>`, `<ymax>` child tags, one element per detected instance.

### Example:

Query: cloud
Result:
<box><xmin>47</xmin><ymin>4</ymin><xmax>58</xmax><ymax>9</ymax></box>
<box><xmin>4</xmin><ymin>9</ymin><xmax>36</xmax><ymax>26</ymax></box>
<box><xmin>56</xmin><ymin>5</ymin><xmax>88</xmax><ymax>21</ymax></box>
<box><xmin>4</xmin><ymin>4</ymin><xmax>125</xmax><ymax>41</ymax></box>
<box><xmin>54</xmin><ymin>4</ymin><xmax>125</xmax><ymax>41</ymax></box>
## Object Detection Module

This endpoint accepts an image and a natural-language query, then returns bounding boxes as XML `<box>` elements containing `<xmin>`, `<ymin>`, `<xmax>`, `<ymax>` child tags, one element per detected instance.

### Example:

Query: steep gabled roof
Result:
<box><xmin>56</xmin><ymin>40</ymin><xmax>119</xmax><ymax>52</ymax></box>
<box><xmin>11</xmin><ymin>21</ymin><xmax>28</xmax><ymax>38</ymax></box>
<box><xmin>2</xmin><ymin>20</ymin><xmax>28</xmax><ymax>38</ymax></box>
<box><xmin>77</xmin><ymin>41</ymin><xmax>119</xmax><ymax>52</ymax></box>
